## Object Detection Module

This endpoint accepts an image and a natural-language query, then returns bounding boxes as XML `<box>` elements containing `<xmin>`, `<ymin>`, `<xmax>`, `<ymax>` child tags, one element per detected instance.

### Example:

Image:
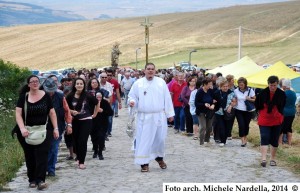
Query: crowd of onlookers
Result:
<box><xmin>13</xmin><ymin>65</ymin><xmax>300</xmax><ymax>190</ymax></box>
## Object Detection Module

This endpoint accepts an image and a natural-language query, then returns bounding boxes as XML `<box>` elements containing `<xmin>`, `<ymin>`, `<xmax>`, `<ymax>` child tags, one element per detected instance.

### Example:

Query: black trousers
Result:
<box><xmin>17</xmin><ymin>129</ymin><xmax>52</xmax><ymax>184</ymax></box>
<box><xmin>72</xmin><ymin>119</ymin><xmax>92</xmax><ymax>164</ymax></box>
<box><xmin>235</xmin><ymin>109</ymin><xmax>252</xmax><ymax>137</ymax></box>
<box><xmin>91</xmin><ymin>123</ymin><xmax>108</xmax><ymax>155</ymax></box>
<box><xmin>64</xmin><ymin>132</ymin><xmax>73</xmax><ymax>148</ymax></box>
<box><xmin>215</xmin><ymin>114</ymin><xmax>231</xmax><ymax>144</ymax></box>
<box><xmin>227</xmin><ymin>118</ymin><xmax>235</xmax><ymax>137</ymax></box>
<box><xmin>184</xmin><ymin>106</ymin><xmax>194</xmax><ymax>134</ymax></box>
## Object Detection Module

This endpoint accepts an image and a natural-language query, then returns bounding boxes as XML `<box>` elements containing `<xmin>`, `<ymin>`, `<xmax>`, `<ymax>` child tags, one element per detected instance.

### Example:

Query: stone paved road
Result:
<box><xmin>6</xmin><ymin>108</ymin><xmax>300</xmax><ymax>193</ymax></box>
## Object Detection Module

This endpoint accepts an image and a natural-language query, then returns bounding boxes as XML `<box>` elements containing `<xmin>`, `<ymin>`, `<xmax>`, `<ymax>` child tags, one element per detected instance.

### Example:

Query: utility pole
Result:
<box><xmin>140</xmin><ymin>17</ymin><xmax>153</xmax><ymax>64</ymax></box>
<box><xmin>189</xmin><ymin>49</ymin><xmax>197</xmax><ymax>70</ymax></box>
<box><xmin>238</xmin><ymin>26</ymin><xmax>242</xmax><ymax>60</ymax></box>
<box><xmin>135</xmin><ymin>48</ymin><xmax>141</xmax><ymax>70</ymax></box>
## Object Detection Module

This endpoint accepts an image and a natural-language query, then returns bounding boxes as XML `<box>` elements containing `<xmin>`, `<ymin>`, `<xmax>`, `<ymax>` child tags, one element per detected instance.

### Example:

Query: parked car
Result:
<box><xmin>38</xmin><ymin>76</ymin><xmax>46</xmax><ymax>84</ymax></box>
<box><xmin>182</xmin><ymin>65</ymin><xmax>197</xmax><ymax>71</ymax></box>
<box><xmin>262</xmin><ymin>64</ymin><xmax>272</xmax><ymax>69</ymax></box>
<box><xmin>30</xmin><ymin>70</ymin><xmax>40</xmax><ymax>75</ymax></box>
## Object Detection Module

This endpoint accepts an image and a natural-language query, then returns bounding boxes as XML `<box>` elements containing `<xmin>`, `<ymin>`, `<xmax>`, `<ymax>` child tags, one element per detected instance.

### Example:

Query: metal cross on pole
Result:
<box><xmin>140</xmin><ymin>17</ymin><xmax>153</xmax><ymax>64</ymax></box>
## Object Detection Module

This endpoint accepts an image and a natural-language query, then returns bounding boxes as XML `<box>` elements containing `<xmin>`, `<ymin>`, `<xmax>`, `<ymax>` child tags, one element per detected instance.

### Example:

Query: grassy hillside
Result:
<box><xmin>1</xmin><ymin>1</ymin><xmax>300</xmax><ymax>70</ymax></box>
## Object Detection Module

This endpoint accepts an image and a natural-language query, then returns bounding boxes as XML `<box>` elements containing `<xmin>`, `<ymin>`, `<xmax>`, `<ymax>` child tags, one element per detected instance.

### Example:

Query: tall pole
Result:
<box><xmin>140</xmin><ymin>17</ymin><xmax>153</xmax><ymax>64</ymax></box>
<box><xmin>135</xmin><ymin>48</ymin><xmax>141</xmax><ymax>70</ymax></box>
<box><xmin>238</xmin><ymin>26</ymin><xmax>242</xmax><ymax>60</ymax></box>
<box><xmin>189</xmin><ymin>49</ymin><xmax>197</xmax><ymax>70</ymax></box>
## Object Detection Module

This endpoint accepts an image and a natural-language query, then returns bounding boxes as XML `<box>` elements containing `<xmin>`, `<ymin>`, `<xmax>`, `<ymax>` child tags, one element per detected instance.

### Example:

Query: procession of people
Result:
<box><xmin>13</xmin><ymin>63</ymin><xmax>299</xmax><ymax>190</ymax></box>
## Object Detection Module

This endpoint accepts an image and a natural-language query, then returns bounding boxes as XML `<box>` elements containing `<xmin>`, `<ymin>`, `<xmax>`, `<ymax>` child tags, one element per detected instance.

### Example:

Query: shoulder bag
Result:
<box><xmin>244</xmin><ymin>89</ymin><xmax>256</xmax><ymax>112</ymax></box>
<box><xmin>24</xmin><ymin>93</ymin><xmax>47</xmax><ymax>145</ymax></box>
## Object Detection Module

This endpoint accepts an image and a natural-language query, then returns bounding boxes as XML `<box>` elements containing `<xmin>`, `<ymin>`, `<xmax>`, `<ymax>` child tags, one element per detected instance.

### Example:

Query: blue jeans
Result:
<box><xmin>107</xmin><ymin>101</ymin><xmax>118</xmax><ymax>135</ymax></box>
<box><xmin>174</xmin><ymin>107</ymin><xmax>185</xmax><ymax>131</ymax></box>
<box><xmin>47</xmin><ymin>136</ymin><xmax>61</xmax><ymax>174</ymax></box>
<box><xmin>124</xmin><ymin>90</ymin><xmax>130</xmax><ymax>107</ymax></box>
<box><xmin>112</xmin><ymin>100</ymin><xmax>118</xmax><ymax>116</ymax></box>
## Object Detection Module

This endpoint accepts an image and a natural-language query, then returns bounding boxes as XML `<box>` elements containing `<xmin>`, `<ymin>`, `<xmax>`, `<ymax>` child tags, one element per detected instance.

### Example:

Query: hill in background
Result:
<box><xmin>1</xmin><ymin>1</ymin><xmax>300</xmax><ymax>70</ymax></box>
<box><xmin>0</xmin><ymin>1</ymin><xmax>85</xmax><ymax>26</ymax></box>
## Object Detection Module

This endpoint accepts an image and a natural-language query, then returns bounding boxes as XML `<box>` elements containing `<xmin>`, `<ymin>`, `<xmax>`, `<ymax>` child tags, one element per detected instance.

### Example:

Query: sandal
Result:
<box><xmin>270</xmin><ymin>160</ymin><xmax>277</xmax><ymax>166</ymax></box>
<box><xmin>157</xmin><ymin>160</ymin><xmax>167</xmax><ymax>169</ymax></box>
<box><xmin>37</xmin><ymin>181</ymin><xmax>47</xmax><ymax>190</ymax></box>
<box><xmin>141</xmin><ymin>165</ymin><xmax>149</xmax><ymax>172</ymax></box>
<box><xmin>260</xmin><ymin>160</ymin><xmax>267</xmax><ymax>167</ymax></box>
<box><xmin>29</xmin><ymin>182</ymin><xmax>37</xmax><ymax>188</ymax></box>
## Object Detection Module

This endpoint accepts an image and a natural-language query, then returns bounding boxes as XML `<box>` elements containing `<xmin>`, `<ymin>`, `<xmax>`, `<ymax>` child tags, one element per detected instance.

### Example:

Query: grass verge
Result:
<box><xmin>232</xmin><ymin>114</ymin><xmax>300</xmax><ymax>174</ymax></box>
<box><xmin>0</xmin><ymin>111</ymin><xmax>24</xmax><ymax>191</ymax></box>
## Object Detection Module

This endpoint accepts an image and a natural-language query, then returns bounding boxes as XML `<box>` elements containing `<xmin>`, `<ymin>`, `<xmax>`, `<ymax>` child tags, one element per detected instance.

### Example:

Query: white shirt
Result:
<box><xmin>189</xmin><ymin>89</ymin><xmax>198</xmax><ymax>115</ymax></box>
<box><xmin>121</xmin><ymin>77</ymin><xmax>134</xmax><ymax>91</ymax></box>
<box><xmin>99</xmin><ymin>81</ymin><xmax>113</xmax><ymax>97</ymax></box>
<box><xmin>234</xmin><ymin>87</ymin><xmax>255</xmax><ymax>111</ymax></box>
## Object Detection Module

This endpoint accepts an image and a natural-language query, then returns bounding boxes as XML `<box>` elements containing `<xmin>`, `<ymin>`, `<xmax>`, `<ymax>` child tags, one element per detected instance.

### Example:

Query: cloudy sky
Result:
<box><xmin>4</xmin><ymin>0</ymin><xmax>290</xmax><ymax>19</ymax></box>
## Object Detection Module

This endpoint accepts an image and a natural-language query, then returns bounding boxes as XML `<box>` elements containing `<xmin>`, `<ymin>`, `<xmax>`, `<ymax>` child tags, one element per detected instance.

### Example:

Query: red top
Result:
<box><xmin>257</xmin><ymin>92</ymin><xmax>284</xmax><ymax>126</ymax></box>
<box><xmin>107</xmin><ymin>78</ymin><xmax>119</xmax><ymax>103</ymax></box>
<box><xmin>169</xmin><ymin>81</ymin><xmax>187</xmax><ymax>107</ymax></box>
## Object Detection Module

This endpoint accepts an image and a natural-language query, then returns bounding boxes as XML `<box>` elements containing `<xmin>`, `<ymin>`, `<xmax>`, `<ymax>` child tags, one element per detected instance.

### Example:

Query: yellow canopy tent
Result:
<box><xmin>246</xmin><ymin>61</ymin><xmax>300</xmax><ymax>88</ymax></box>
<box><xmin>206</xmin><ymin>56</ymin><xmax>264</xmax><ymax>78</ymax></box>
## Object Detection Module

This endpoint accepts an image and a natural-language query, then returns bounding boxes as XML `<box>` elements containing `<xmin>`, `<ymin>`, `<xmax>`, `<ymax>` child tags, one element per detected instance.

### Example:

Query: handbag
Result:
<box><xmin>24</xmin><ymin>93</ymin><xmax>47</xmax><ymax>145</ymax></box>
<box><xmin>244</xmin><ymin>89</ymin><xmax>256</xmax><ymax>112</ymax></box>
<box><xmin>223</xmin><ymin>108</ymin><xmax>235</xmax><ymax>120</ymax></box>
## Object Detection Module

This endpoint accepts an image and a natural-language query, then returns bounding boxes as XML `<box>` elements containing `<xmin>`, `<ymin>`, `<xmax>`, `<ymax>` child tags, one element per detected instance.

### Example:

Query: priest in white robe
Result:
<box><xmin>128</xmin><ymin>63</ymin><xmax>174</xmax><ymax>172</ymax></box>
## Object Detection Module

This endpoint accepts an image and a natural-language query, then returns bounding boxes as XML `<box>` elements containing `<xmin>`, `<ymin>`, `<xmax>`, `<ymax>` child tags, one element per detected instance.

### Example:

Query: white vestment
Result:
<box><xmin>128</xmin><ymin>76</ymin><xmax>175</xmax><ymax>165</ymax></box>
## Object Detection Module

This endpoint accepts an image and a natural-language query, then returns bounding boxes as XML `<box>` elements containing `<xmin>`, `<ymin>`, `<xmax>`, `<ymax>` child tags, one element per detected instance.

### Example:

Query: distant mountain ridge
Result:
<box><xmin>0</xmin><ymin>1</ymin><xmax>86</xmax><ymax>26</ymax></box>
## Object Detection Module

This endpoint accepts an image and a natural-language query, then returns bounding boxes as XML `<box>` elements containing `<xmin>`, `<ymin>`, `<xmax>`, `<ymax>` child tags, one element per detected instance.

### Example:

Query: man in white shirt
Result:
<box><xmin>99</xmin><ymin>72</ymin><xmax>113</xmax><ymax>103</ymax></box>
<box><xmin>121</xmin><ymin>72</ymin><xmax>134</xmax><ymax>108</ymax></box>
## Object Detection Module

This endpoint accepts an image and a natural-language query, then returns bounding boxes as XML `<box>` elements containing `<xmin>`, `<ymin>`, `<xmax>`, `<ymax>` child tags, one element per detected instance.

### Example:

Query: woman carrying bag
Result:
<box><xmin>213</xmin><ymin>78</ymin><xmax>236</xmax><ymax>147</ymax></box>
<box><xmin>234</xmin><ymin>77</ymin><xmax>256</xmax><ymax>147</ymax></box>
<box><xmin>15</xmin><ymin>75</ymin><xmax>59</xmax><ymax>190</ymax></box>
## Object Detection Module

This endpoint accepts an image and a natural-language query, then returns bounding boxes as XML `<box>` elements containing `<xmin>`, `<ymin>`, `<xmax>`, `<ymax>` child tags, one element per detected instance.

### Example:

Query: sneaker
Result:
<box><xmin>204</xmin><ymin>142</ymin><xmax>210</xmax><ymax>146</ymax></box>
<box><xmin>219</xmin><ymin>143</ymin><xmax>225</xmax><ymax>147</ymax></box>
<box><xmin>180</xmin><ymin>131</ymin><xmax>187</xmax><ymax>135</ymax></box>
<box><xmin>37</xmin><ymin>181</ymin><xmax>47</xmax><ymax>190</ymax></box>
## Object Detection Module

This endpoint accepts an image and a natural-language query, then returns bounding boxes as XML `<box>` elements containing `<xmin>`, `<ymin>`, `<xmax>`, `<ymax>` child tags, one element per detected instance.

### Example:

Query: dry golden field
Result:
<box><xmin>1</xmin><ymin>1</ymin><xmax>300</xmax><ymax>70</ymax></box>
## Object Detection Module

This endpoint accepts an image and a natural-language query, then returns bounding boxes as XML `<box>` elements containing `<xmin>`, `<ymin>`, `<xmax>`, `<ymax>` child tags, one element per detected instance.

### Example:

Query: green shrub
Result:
<box><xmin>0</xmin><ymin>59</ymin><xmax>31</xmax><ymax>190</ymax></box>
